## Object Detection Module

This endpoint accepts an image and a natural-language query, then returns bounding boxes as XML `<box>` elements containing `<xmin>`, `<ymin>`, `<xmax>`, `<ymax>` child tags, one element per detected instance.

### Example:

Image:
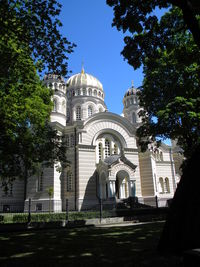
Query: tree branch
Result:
<box><xmin>169</xmin><ymin>0</ymin><xmax>200</xmax><ymax>49</ymax></box>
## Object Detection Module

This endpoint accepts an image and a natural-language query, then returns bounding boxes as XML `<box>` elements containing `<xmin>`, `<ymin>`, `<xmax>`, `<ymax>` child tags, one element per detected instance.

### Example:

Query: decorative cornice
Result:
<box><xmin>124</xmin><ymin>148</ymin><xmax>138</xmax><ymax>153</ymax></box>
<box><xmin>78</xmin><ymin>144</ymin><xmax>96</xmax><ymax>151</ymax></box>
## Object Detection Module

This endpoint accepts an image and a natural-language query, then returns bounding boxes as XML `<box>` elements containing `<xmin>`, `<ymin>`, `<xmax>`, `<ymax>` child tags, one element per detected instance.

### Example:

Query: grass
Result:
<box><xmin>0</xmin><ymin>222</ymin><xmax>183</xmax><ymax>266</ymax></box>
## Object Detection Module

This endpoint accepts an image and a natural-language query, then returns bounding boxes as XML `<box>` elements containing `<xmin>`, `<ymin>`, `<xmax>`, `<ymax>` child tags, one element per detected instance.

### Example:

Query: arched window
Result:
<box><xmin>88</xmin><ymin>88</ymin><xmax>92</xmax><ymax>96</ymax></box>
<box><xmin>99</xmin><ymin>107</ymin><xmax>103</xmax><ymax>112</ymax></box>
<box><xmin>160</xmin><ymin>152</ymin><xmax>163</xmax><ymax>161</ymax></box>
<box><xmin>99</xmin><ymin>143</ymin><xmax>103</xmax><ymax>161</ymax></box>
<box><xmin>98</xmin><ymin>91</ymin><xmax>101</xmax><ymax>97</ymax></box>
<box><xmin>94</xmin><ymin>90</ymin><xmax>97</xmax><ymax>96</ymax></box>
<box><xmin>114</xmin><ymin>144</ymin><xmax>118</xmax><ymax>155</ymax></box>
<box><xmin>54</xmin><ymin>83</ymin><xmax>57</xmax><ymax>90</ymax></box>
<box><xmin>165</xmin><ymin>178</ymin><xmax>170</xmax><ymax>193</ymax></box>
<box><xmin>132</xmin><ymin>112</ymin><xmax>136</xmax><ymax>123</ymax></box>
<box><xmin>155</xmin><ymin>150</ymin><xmax>159</xmax><ymax>161</ymax></box>
<box><xmin>88</xmin><ymin>106</ymin><xmax>93</xmax><ymax>117</ymax></box>
<box><xmin>76</xmin><ymin>106</ymin><xmax>81</xmax><ymax>120</ymax></box>
<box><xmin>159</xmin><ymin>177</ymin><xmax>164</xmax><ymax>193</ymax></box>
<box><xmin>53</xmin><ymin>99</ymin><xmax>58</xmax><ymax>112</ymax></box>
<box><xmin>66</xmin><ymin>171</ymin><xmax>73</xmax><ymax>192</ymax></box>
<box><xmin>83</xmin><ymin>88</ymin><xmax>86</xmax><ymax>95</ymax></box>
<box><xmin>37</xmin><ymin>170</ymin><xmax>43</xmax><ymax>192</ymax></box>
<box><xmin>62</xmin><ymin>100</ymin><xmax>66</xmax><ymax>113</ymax></box>
<box><xmin>105</xmin><ymin>139</ymin><xmax>111</xmax><ymax>158</ymax></box>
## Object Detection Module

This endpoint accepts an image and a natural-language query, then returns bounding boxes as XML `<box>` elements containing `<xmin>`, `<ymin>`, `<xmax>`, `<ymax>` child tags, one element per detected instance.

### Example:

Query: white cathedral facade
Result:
<box><xmin>0</xmin><ymin>69</ymin><xmax>181</xmax><ymax>212</ymax></box>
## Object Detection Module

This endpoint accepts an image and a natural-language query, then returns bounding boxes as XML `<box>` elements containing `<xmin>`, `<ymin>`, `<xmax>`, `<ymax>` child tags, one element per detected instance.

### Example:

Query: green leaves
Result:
<box><xmin>0</xmin><ymin>1</ymin><xmax>70</xmax><ymax>183</ymax></box>
<box><xmin>0</xmin><ymin>0</ymin><xmax>76</xmax><ymax>77</ymax></box>
<box><xmin>107</xmin><ymin>1</ymin><xmax>200</xmax><ymax>157</ymax></box>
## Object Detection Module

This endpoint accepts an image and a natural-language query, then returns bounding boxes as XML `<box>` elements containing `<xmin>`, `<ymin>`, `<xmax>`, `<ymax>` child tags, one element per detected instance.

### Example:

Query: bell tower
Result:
<box><xmin>123</xmin><ymin>81</ymin><xmax>142</xmax><ymax>125</ymax></box>
<box><xmin>43</xmin><ymin>74</ymin><xmax>67</xmax><ymax>126</ymax></box>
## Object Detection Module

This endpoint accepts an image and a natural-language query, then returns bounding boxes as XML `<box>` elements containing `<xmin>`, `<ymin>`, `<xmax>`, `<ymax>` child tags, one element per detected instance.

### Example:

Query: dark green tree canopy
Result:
<box><xmin>108</xmin><ymin>0</ymin><xmax>200</xmax><ymax>253</ymax></box>
<box><xmin>0</xmin><ymin>0</ymin><xmax>73</xmax><ymax>191</ymax></box>
<box><xmin>107</xmin><ymin>0</ymin><xmax>200</xmax><ymax>157</ymax></box>
<box><xmin>1</xmin><ymin>0</ymin><xmax>76</xmax><ymax>77</ymax></box>
<box><xmin>107</xmin><ymin>0</ymin><xmax>200</xmax><ymax>69</ymax></box>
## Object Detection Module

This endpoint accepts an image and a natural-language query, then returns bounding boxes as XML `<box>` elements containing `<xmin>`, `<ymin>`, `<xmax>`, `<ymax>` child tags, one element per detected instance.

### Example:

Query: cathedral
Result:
<box><xmin>0</xmin><ymin>69</ymin><xmax>181</xmax><ymax>212</ymax></box>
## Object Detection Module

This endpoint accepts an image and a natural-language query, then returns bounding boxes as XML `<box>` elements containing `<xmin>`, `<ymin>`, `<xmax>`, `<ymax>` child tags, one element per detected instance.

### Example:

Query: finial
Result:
<box><xmin>81</xmin><ymin>61</ymin><xmax>85</xmax><ymax>74</ymax></box>
<box><xmin>131</xmin><ymin>80</ymin><xmax>134</xmax><ymax>87</ymax></box>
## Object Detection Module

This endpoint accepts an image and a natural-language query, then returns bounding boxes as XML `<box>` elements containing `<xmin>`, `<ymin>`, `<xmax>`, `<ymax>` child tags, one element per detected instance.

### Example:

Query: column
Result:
<box><xmin>112</xmin><ymin>181</ymin><xmax>116</xmax><ymax>197</ymax></box>
<box><xmin>108</xmin><ymin>181</ymin><xmax>112</xmax><ymax>198</ymax></box>
<box><xmin>130</xmin><ymin>180</ymin><xmax>136</xmax><ymax>197</ymax></box>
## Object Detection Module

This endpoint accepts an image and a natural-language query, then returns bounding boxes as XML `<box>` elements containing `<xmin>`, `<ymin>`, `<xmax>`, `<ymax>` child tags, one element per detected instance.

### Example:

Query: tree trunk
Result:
<box><xmin>23</xmin><ymin>166</ymin><xmax>28</xmax><ymax>201</ymax></box>
<box><xmin>170</xmin><ymin>0</ymin><xmax>200</xmax><ymax>50</ymax></box>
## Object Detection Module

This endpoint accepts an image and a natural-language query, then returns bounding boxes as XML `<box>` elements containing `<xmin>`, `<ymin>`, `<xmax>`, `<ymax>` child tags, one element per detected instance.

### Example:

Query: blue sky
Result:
<box><xmin>59</xmin><ymin>0</ymin><xmax>143</xmax><ymax>115</ymax></box>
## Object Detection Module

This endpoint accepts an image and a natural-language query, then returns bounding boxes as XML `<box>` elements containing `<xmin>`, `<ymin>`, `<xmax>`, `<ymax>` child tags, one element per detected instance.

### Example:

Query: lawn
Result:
<box><xmin>0</xmin><ymin>222</ymin><xmax>182</xmax><ymax>266</ymax></box>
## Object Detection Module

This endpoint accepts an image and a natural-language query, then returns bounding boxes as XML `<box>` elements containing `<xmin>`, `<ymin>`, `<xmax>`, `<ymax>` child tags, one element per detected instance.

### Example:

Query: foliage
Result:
<box><xmin>107</xmin><ymin>0</ymin><xmax>200</xmax><ymax>157</ymax></box>
<box><xmin>47</xmin><ymin>187</ymin><xmax>54</xmax><ymax>198</ymax></box>
<box><xmin>137</xmin><ymin>25</ymin><xmax>200</xmax><ymax>157</ymax></box>
<box><xmin>0</xmin><ymin>215</ymin><xmax>4</xmax><ymax>223</ymax></box>
<box><xmin>0</xmin><ymin>0</ymin><xmax>73</xmax><ymax>192</ymax></box>
<box><xmin>107</xmin><ymin>0</ymin><xmax>200</xmax><ymax>67</ymax></box>
<box><xmin>0</xmin><ymin>0</ymin><xmax>75</xmax><ymax>76</ymax></box>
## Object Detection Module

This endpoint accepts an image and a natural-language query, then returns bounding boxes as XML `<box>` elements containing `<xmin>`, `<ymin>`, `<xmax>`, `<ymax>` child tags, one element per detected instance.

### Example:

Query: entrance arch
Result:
<box><xmin>115</xmin><ymin>170</ymin><xmax>130</xmax><ymax>199</ymax></box>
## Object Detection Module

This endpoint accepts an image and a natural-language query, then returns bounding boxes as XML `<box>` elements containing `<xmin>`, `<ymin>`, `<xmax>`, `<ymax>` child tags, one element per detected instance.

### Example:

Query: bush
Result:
<box><xmin>68</xmin><ymin>211</ymin><xmax>100</xmax><ymax>220</ymax></box>
<box><xmin>31</xmin><ymin>213</ymin><xmax>66</xmax><ymax>222</ymax></box>
<box><xmin>0</xmin><ymin>215</ymin><xmax>4</xmax><ymax>223</ymax></box>
<box><xmin>0</xmin><ymin>210</ymin><xmax>115</xmax><ymax>224</ymax></box>
<box><xmin>13</xmin><ymin>214</ymin><xmax>29</xmax><ymax>223</ymax></box>
<box><xmin>0</xmin><ymin>214</ymin><xmax>14</xmax><ymax>224</ymax></box>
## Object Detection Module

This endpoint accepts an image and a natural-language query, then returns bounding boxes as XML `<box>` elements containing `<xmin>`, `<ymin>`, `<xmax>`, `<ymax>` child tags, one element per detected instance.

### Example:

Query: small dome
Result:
<box><xmin>124</xmin><ymin>86</ymin><xmax>138</xmax><ymax>98</ymax></box>
<box><xmin>67</xmin><ymin>71</ymin><xmax>103</xmax><ymax>91</ymax></box>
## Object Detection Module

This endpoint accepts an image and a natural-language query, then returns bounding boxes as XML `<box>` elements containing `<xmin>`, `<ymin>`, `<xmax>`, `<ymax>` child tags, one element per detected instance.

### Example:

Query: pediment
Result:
<box><xmin>103</xmin><ymin>154</ymin><xmax>137</xmax><ymax>170</ymax></box>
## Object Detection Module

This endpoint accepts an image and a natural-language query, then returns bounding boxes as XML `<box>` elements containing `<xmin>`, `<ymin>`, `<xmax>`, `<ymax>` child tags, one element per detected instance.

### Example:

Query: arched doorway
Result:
<box><xmin>115</xmin><ymin>170</ymin><xmax>130</xmax><ymax>199</ymax></box>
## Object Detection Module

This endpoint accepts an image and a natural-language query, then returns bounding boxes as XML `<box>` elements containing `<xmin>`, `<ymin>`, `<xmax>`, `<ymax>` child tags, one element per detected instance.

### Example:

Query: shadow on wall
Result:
<box><xmin>81</xmin><ymin>171</ymin><xmax>152</xmax><ymax>211</ymax></box>
<box><xmin>81</xmin><ymin>171</ymin><xmax>99</xmax><ymax>210</ymax></box>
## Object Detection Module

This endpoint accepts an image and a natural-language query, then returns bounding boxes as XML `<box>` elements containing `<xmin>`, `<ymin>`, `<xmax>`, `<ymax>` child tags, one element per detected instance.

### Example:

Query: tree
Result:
<box><xmin>0</xmin><ymin>0</ymin><xmax>75</xmax><ymax>77</ymax></box>
<box><xmin>106</xmin><ymin>1</ymin><xmax>200</xmax><ymax>155</ymax></box>
<box><xmin>107</xmin><ymin>0</ymin><xmax>200</xmax><ymax>153</ymax></box>
<box><xmin>107</xmin><ymin>0</ymin><xmax>200</xmax><ymax>252</ymax></box>
<box><xmin>137</xmin><ymin>25</ymin><xmax>200</xmax><ymax>158</ymax></box>
<box><xmin>0</xmin><ymin>1</ymin><xmax>75</xmax><ymax>196</ymax></box>
<box><xmin>107</xmin><ymin>0</ymin><xmax>200</xmax><ymax>66</ymax></box>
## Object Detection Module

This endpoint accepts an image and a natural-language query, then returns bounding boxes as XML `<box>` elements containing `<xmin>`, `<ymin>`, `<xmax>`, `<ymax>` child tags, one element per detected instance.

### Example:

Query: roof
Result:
<box><xmin>104</xmin><ymin>154</ymin><xmax>137</xmax><ymax>170</ymax></box>
<box><xmin>66</xmin><ymin>72</ymin><xmax>103</xmax><ymax>91</ymax></box>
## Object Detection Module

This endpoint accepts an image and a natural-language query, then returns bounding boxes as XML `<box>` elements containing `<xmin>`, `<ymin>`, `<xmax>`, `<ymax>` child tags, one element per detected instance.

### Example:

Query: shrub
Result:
<box><xmin>68</xmin><ymin>211</ymin><xmax>103</xmax><ymax>220</ymax></box>
<box><xmin>30</xmin><ymin>213</ymin><xmax>66</xmax><ymax>222</ymax></box>
<box><xmin>13</xmin><ymin>214</ymin><xmax>28</xmax><ymax>223</ymax></box>
<box><xmin>0</xmin><ymin>215</ymin><xmax>4</xmax><ymax>223</ymax></box>
<box><xmin>0</xmin><ymin>213</ymin><xmax>13</xmax><ymax>223</ymax></box>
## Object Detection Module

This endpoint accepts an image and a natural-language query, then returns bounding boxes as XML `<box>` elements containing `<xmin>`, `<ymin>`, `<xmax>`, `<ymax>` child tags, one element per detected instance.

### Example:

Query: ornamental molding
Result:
<box><xmin>111</xmin><ymin>163</ymin><xmax>135</xmax><ymax>178</ymax></box>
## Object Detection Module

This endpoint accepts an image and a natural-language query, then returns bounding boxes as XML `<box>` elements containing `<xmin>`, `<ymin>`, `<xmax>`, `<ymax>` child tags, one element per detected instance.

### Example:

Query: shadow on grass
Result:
<box><xmin>0</xmin><ymin>222</ymin><xmax>182</xmax><ymax>266</ymax></box>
